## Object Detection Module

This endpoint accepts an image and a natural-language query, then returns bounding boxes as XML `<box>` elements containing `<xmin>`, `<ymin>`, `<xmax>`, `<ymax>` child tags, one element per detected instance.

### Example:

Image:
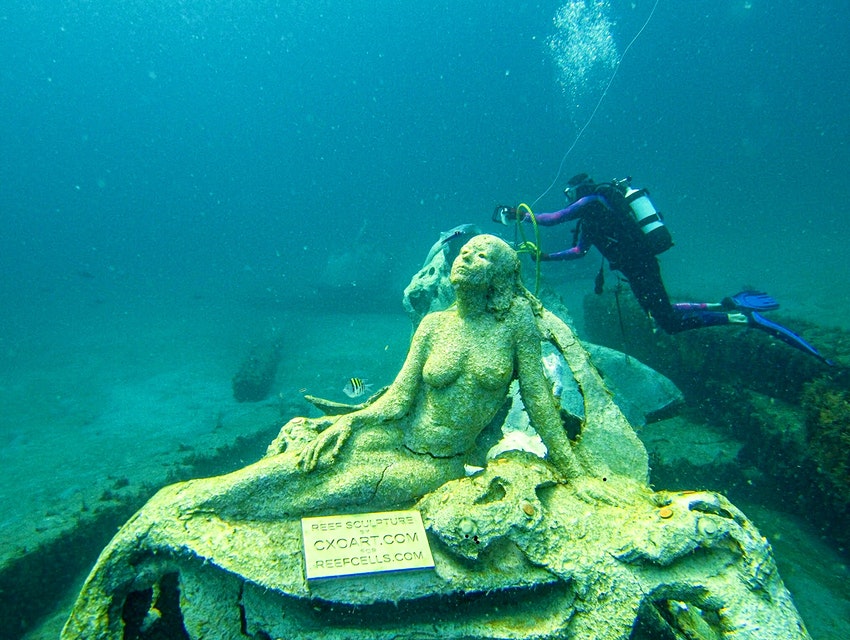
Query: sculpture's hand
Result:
<box><xmin>297</xmin><ymin>418</ymin><xmax>352</xmax><ymax>472</ymax></box>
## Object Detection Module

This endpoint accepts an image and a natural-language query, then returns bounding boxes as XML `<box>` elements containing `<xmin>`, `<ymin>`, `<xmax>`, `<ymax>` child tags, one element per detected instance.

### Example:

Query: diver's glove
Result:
<box><xmin>492</xmin><ymin>205</ymin><xmax>518</xmax><ymax>225</ymax></box>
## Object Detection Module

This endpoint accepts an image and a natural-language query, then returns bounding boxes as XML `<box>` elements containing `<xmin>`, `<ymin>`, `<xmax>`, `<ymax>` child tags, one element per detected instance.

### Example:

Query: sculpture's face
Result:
<box><xmin>450</xmin><ymin>237</ymin><xmax>497</xmax><ymax>288</ymax></box>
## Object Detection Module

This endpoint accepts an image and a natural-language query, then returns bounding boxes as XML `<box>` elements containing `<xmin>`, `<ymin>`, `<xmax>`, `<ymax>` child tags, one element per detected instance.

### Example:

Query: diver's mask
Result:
<box><xmin>563</xmin><ymin>173</ymin><xmax>594</xmax><ymax>204</ymax></box>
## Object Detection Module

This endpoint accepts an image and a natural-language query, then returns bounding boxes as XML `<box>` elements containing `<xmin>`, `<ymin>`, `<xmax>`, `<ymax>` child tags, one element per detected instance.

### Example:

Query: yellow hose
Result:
<box><xmin>513</xmin><ymin>202</ymin><xmax>542</xmax><ymax>295</ymax></box>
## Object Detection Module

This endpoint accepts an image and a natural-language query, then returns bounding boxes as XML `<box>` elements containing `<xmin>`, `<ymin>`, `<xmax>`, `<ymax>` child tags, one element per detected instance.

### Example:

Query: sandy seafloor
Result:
<box><xmin>3</xmin><ymin>270</ymin><xmax>850</xmax><ymax>640</ymax></box>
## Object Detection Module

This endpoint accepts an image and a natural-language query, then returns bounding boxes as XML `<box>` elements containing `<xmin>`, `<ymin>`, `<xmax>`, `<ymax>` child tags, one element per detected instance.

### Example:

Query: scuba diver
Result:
<box><xmin>494</xmin><ymin>173</ymin><xmax>831</xmax><ymax>364</ymax></box>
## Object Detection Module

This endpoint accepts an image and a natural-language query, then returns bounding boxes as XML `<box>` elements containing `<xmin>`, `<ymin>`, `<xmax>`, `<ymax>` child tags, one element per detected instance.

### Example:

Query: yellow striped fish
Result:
<box><xmin>343</xmin><ymin>377</ymin><xmax>372</xmax><ymax>399</ymax></box>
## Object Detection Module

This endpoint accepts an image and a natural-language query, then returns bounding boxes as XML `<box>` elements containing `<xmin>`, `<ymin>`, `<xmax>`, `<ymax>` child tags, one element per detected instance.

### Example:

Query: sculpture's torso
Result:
<box><xmin>406</xmin><ymin>311</ymin><xmax>514</xmax><ymax>457</ymax></box>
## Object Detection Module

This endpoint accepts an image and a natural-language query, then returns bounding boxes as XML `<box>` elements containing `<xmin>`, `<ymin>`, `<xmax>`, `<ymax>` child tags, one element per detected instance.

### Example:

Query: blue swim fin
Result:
<box><xmin>729</xmin><ymin>290</ymin><xmax>780</xmax><ymax>312</ymax></box>
<box><xmin>749</xmin><ymin>311</ymin><xmax>832</xmax><ymax>364</ymax></box>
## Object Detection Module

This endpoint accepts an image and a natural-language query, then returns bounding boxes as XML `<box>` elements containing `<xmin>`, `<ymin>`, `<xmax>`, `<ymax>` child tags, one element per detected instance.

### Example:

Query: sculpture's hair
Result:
<box><xmin>478</xmin><ymin>235</ymin><xmax>543</xmax><ymax>321</ymax></box>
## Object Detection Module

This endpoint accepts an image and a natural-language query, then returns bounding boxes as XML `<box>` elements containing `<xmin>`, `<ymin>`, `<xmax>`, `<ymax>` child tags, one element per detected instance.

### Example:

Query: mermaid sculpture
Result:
<box><xmin>63</xmin><ymin>235</ymin><xmax>810</xmax><ymax>640</ymax></box>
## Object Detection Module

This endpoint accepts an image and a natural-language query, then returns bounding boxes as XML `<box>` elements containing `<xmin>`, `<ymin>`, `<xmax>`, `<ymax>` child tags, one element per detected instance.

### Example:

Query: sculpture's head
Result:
<box><xmin>450</xmin><ymin>234</ymin><xmax>523</xmax><ymax>318</ymax></box>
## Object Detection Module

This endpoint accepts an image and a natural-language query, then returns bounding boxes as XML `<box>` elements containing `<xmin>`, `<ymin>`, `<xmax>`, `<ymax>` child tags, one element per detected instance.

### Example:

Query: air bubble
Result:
<box><xmin>547</xmin><ymin>1</ymin><xmax>620</xmax><ymax>119</ymax></box>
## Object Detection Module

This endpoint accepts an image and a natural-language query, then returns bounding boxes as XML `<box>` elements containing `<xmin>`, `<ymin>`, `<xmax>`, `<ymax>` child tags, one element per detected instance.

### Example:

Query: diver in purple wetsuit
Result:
<box><xmin>494</xmin><ymin>173</ymin><xmax>831</xmax><ymax>363</ymax></box>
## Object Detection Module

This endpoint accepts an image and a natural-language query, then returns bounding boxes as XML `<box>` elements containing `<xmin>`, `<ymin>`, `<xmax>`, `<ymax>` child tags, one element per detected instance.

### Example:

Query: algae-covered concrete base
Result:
<box><xmin>62</xmin><ymin>454</ymin><xmax>809</xmax><ymax>640</ymax></box>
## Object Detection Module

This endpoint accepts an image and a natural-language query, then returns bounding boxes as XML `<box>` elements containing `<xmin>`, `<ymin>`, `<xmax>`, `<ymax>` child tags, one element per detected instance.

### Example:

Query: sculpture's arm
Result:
<box><xmin>357</xmin><ymin>313</ymin><xmax>434</xmax><ymax>422</ymax></box>
<box><xmin>298</xmin><ymin>313</ymin><xmax>434</xmax><ymax>471</ymax></box>
<box><xmin>514</xmin><ymin>304</ymin><xmax>583</xmax><ymax>480</ymax></box>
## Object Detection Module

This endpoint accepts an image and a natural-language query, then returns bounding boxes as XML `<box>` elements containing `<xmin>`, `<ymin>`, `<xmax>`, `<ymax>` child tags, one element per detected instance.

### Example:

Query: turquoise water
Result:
<box><xmin>2</xmin><ymin>1</ymin><xmax>849</xmax><ymax>638</ymax></box>
<box><xmin>4</xmin><ymin>1</ymin><xmax>848</xmax><ymax>321</ymax></box>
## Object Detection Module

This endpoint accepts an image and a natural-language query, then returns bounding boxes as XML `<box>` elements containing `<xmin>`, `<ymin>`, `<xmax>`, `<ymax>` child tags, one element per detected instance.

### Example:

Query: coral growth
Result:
<box><xmin>802</xmin><ymin>377</ymin><xmax>850</xmax><ymax>501</ymax></box>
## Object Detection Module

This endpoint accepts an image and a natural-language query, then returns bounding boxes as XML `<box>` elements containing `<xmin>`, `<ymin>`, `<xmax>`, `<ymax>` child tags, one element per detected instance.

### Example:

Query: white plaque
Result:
<box><xmin>301</xmin><ymin>509</ymin><xmax>435</xmax><ymax>580</ymax></box>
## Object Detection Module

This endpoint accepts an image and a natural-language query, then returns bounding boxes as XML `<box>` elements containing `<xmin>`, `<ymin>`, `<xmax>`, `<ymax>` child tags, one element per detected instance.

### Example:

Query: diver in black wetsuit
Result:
<box><xmin>494</xmin><ymin>173</ymin><xmax>830</xmax><ymax>363</ymax></box>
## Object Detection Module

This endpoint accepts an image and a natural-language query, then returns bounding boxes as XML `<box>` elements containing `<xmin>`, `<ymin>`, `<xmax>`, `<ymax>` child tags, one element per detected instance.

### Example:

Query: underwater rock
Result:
<box><xmin>315</xmin><ymin>242</ymin><xmax>401</xmax><ymax>311</ymax></box>
<box><xmin>63</xmin><ymin>236</ymin><xmax>809</xmax><ymax>639</ymax></box>
<box><xmin>544</xmin><ymin>342</ymin><xmax>684</xmax><ymax>427</ymax></box>
<box><xmin>640</xmin><ymin>414</ymin><xmax>744</xmax><ymax>488</ymax></box>
<box><xmin>231</xmin><ymin>340</ymin><xmax>282</xmax><ymax>402</ymax></box>
<box><xmin>402</xmin><ymin>223</ymin><xmax>482</xmax><ymax>328</ymax></box>
<box><xmin>402</xmin><ymin>248</ymin><xmax>456</xmax><ymax>328</ymax></box>
<box><xmin>585</xmin><ymin>342</ymin><xmax>684</xmax><ymax>425</ymax></box>
<box><xmin>802</xmin><ymin>378</ymin><xmax>850</xmax><ymax>507</ymax></box>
